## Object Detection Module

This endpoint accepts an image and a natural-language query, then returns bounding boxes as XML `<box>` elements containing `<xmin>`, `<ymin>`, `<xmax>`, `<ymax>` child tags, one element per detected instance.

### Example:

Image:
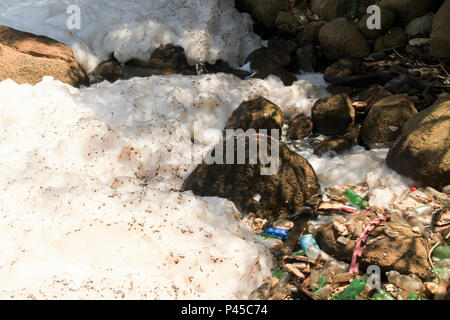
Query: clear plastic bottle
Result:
<box><xmin>386</xmin><ymin>271</ymin><xmax>424</xmax><ymax>295</ymax></box>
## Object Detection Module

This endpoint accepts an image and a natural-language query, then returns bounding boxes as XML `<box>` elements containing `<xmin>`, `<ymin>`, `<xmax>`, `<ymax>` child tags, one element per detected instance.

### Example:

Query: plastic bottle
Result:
<box><xmin>433</xmin><ymin>246</ymin><xmax>450</xmax><ymax>260</ymax></box>
<box><xmin>372</xmin><ymin>289</ymin><xmax>395</xmax><ymax>300</ymax></box>
<box><xmin>264</xmin><ymin>228</ymin><xmax>288</xmax><ymax>240</ymax></box>
<box><xmin>344</xmin><ymin>189</ymin><xmax>369</xmax><ymax>209</ymax></box>
<box><xmin>315</xmin><ymin>285</ymin><xmax>333</xmax><ymax>299</ymax></box>
<box><xmin>386</xmin><ymin>271</ymin><xmax>424</xmax><ymax>295</ymax></box>
<box><xmin>407</xmin><ymin>293</ymin><xmax>420</xmax><ymax>300</ymax></box>
<box><xmin>299</xmin><ymin>234</ymin><xmax>320</xmax><ymax>259</ymax></box>
<box><xmin>309</xmin><ymin>269</ymin><xmax>320</xmax><ymax>291</ymax></box>
<box><xmin>338</xmin><ymin>274</ymin><xmax>369</xmax><ymax>300</ymax></box>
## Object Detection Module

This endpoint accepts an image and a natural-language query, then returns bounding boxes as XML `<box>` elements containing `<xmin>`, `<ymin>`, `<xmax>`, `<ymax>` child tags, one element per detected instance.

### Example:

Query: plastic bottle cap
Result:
<box><xmin>410</xmin><ymin>187</ymin><xmax>417</xmax><ymax>192</ymax></box>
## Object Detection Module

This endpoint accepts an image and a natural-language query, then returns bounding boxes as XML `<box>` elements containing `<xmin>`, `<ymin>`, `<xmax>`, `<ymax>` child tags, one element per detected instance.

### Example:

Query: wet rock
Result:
<box><xmin>311</xmin><ymin>0</ymin><xmax>347</xmax><ymax>22</ymax></box>
<box><xmin>319</xmin><ymin>18</ymin><xmax>370</xmax><ymax>60</ymax></box>
<box><xmin>294</xmin><ymin>44</ymin><xmax>318</xmax><ymax>73</ymax></box>
<box><xmin>380</xmin><ymin>0</ymin><xmax>437</xmax><ymax>23</ymax></box>
<box><xmin>295</xmin><ymin>20</ymin><xmax>327</xmax><ymax>47</ymax></box>
<box><xmin>315</xmin><ymin>214</ymin><xmax>432</xmax><ymax>279</ymax></box>
<box><xmin>0</xmin><ymin>25</ymin><xmax>89</xmax><ymax>87</ymax></box>
<box><xmin>359</xmin><ymin>7</ymin><xmax>395</xmax><ymax>40</ymax></box>
<box><xmin>274</xmin><ymin>11</ymin><xmax>302</xmax><ymax>34</ymax></box>
<box><xmin>374</xmin><ymin>27</ymin><xmax>408</xmax><ymax>52</ymax></box>
<box><xmin>252</xmin><ymin>64</ymin><xmax>297</xmax><ymax>86</ymax></box>
<box><xmin>225</xmin><ymin>97</ymin><xmax>283</xmax><ymax>133</ymax></box>
<box><xmin>268</xmin><ymin>37</ymin><xmax>297</xmax><ymax>56</ymax></box>
<box><xmin>358</xmin><ymin>85</ymin><xmax>393</xmax><ymax>109</ymax></box>
<box><xmin>91</xmin><ymin>60</ymin><xmax>122</xmax><ymax>83</ymax></box>
<box><xmin>286</xmin><ymin>113</ymin><xmax>313</xmax><ymax>140</ymax></box>
<box><xmin>182</xmin><ymin>132</ymin><xmax>321</xmax><ymax>221</ymax></box>
<box><xmin>313</xmin><ymin>125</ymin><xmax>360</xmax><ymax>156</ymax></box>
<box><xmin>430</xmin><ymin>0</ymin><xmax>450</xmax><ymax>59</ymax></box>
<box><xmin>204</xmin><ymin>60</ymin><xmax>251</xmax><ymax>80</ymax></box>
<box><xmin>235</xmin><ymin>0</ymin><xmax>288</xmax><ymax>29</ymax></box>
<box><xmin>324</xmin><ymin>58</ymin><xmax>355</xmax><ymax>83</ymax></box>
<box><xmin>128</xmin><ymin>44</ymin><xmax>191</xmax><ymax>72</ymax></box>
<box><xmin>311</xmin><ymin>93</ymin><xmax>355</xmax><ymax>136</ymax></box>
<box><xmin>406</xmin><ymin>14</ymin><xmax>434</xmax><ymax>37</ymax></box>
<box><xmin>386</xmin><ymin>96</ymin><xmax>450</xmax><ymax>190</ymax></box>
<box><xmin>313</xmin><ymin>137</ymin><xmax>353</xmax><ymax>156</ymax></box>
<box><xmin>359</xmin><ymin>95</ymin><xmax>417</xmax><ymax>149</ymax></box>
<box><xmin>246</xmin><ymin>47</ymin><xmax>291</xmax><ymax>70</ymax></box>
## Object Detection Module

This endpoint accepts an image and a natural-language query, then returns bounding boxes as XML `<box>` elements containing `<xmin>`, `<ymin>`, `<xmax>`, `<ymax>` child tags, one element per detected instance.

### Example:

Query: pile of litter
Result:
<box><xmin>246</xmin><ymin>184</ymin><xmax>450</xmax><ymax>300</ymax></box>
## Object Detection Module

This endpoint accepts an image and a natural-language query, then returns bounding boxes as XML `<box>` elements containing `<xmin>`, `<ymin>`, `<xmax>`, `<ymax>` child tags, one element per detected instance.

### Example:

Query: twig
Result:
<box><xmin>428</xmin><ymin>240</ymin><xmax>442</xmax><ymax>280</ymax></box>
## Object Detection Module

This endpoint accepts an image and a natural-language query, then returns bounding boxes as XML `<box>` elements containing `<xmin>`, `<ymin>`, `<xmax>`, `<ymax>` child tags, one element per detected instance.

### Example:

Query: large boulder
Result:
<box><xmin>315</xmin><ymin>213</ymin><xmax>432</xmax><ymax>279</ymax></box>
<box><xmin>311</xmin><ymin>93</ymin><xmax>355</xmax><ymax>136</ymax></box>
<box><xmin>319</xmin><ymin>18</ymin><xmax>370</xmax><ymax>60</ymax></box>
<box><xmin>380</xmin><ymin>0</ymin><xmax>437</xmax><ymax>22</ymax></box>
<box><xmin>359</xmin><ymin>95</ymin><xmax>418</xmax><ymax>149</ymax></box>
<box><xmin>430</xmin><ymin>0</ymin><xmax>450</xmax><ymax>59</ymax></box>
<box><xmin>386</xmin><ymin>96</ymin><xmax>450</xmax><ymax>190</ymax></box>
<box><xmin>311</xmin><ymin>0</ymin><xmax>348</xmax><ymax>22</ymax></box>
<box><xmin>0</xmin><ymin>25</ymin><xmax>89</xmax><ymax>87</ymax></box>
<box><xmin>235</xmin><ymin>0</ymin><xmax>288</xmax><ymax>29</ymax></box>
<box><xmin>225</xmin><ymin>97</ymin><xmax>283</xmax><ymax>133</ymax></box>
<box><xmin>182</xmin><ymin>97</ymin><xmax>321</xmax><ymax>221</ymax></box>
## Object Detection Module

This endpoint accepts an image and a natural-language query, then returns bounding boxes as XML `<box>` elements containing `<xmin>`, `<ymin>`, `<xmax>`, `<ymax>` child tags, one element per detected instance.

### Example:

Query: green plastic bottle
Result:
<box><xmin>344</xmin><ymin>189</ymin><xmax>370</xmax><ymax>209</ymax></box>
<box><xmin>408</xmin><ymin>293</ymin><xmax>420</xmax><ymax>300</ymax></box>
<box><xmin>433</xmin><ymin>246</ymin><xmax>450</xmax><ymax>260</ymax></box>
<box><xmin>372</xmin><ymin>289</ymin><xmax>395</xmax><ymax>300</ymax></box>
<box><xmin>338</xmin><ymin>274</ymin><xmax>369</xmax><ymax>300</ymax></box>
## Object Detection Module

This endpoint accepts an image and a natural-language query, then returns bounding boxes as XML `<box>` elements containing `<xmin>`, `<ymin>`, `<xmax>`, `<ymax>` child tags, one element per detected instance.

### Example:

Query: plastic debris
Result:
<box><xmin>264</xmin><ymin>228</ymin><xmax>288</xmax><ymax>240</ymax></box>
<box><xmin>344</xmin><ymin>189</ymin><xmax>369</xmax><ymax>209</ymax></box>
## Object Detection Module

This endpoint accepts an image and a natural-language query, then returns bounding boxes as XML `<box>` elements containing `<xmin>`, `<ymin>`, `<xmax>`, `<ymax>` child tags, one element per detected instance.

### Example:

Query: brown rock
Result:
<box><xmin>225</xmin><ymin>97</ymin><xmax>283</xmax><ymax>133</ymax></box>
<box><xmin>235</xmin><ymin>0</ymin><xmax>288</xmax><ymax>29</ymax></box>
<box><xmin>359</xmin><ymin>95</ymin><xmax>417</xmax><ymax>149</ymax></box>
<box><xmin>430</xmin><ymin>0</ymin><xmax>450</xmax><ymax>59</ymax></box>
<box><xmin>324</xmin><ymin>58</ymin><xmax>355</xmax><ymax>83</ymax></box>
<box><xmin>380</xmin><ymin>0</ymin><xmax>438</xmax><ymax>22</ymax></box>
<box><xmin>294</xmin><ymin>44</ymin><xmax>318</xmax><ymax>73</ymax></box>
<box><xmin>182</xmin><ymin>132</ymin><xmax>321</xmax><ymax>221</ymax></box>
<box><xmin>286</xmin><ymin>113</ymin><xmax>313</xmax><ymax>140</ymax></box>
<box><xmin>319</xmin><ymin>18</ymin><xmax>370</xmax><ymax>60</ymax></box>
<box><xmin>311</xmin><ymin>0</ymin><xmax>348</xmax><ymax>22</ymax></box>
<box><xmin>295</xmin><ymin>20</ymin><xmax>327</xmax><ymax>47</ymax></box>
<box><xmin>129</xmin><ymin>44</ymin><xmax>190</xmax><ymax>72</ymax></box>
<box><xmin>359</xmin><ymin>7</ymin><xmax>395</xmax><ymax>40</ymax></box>
<box><xmin>313</xmin><ymin>137</ymin><xmax>353</xmax><ymax>156</ymax></box>
<box><xmin>374</xmin><ymin>27</ymin><xmax>408</xmax><ymax>52</ymax></box>
<box><xmin>0</xmin><ymin>25</ymin><xmax>89</xmax><ymax>87</ymax></box>
<box><xmin>246</xmin><ymin>47</ymin><xmax>291</xmax><ymax>70</ymax></box>
<box><xmin>252</xmin><ymin>64</ymin><xmax>297</xmax><ymax>86</ymax></box>
<box><xmin>386</xmin><ymin>96</ymin><xmax>450</xmax><ymax>190</ymax></box>
<box><xmin>91</xmin><ymin>60</ymin><xmax>122</xmax><ymax>83</ymax></box>
<box><xmin>315</xmin><ymin>214</ymin><xmax>432</xmax><ymax>279</ymax></box>
<box><xmin>358</xmin><ymin>85</ymin><xmax>393</xmax><ymax>109</ymax></box>
<box><xmin>311</xmin><ymin>93</ymin><xmax>355</xmax><ymax>136</ymax></box>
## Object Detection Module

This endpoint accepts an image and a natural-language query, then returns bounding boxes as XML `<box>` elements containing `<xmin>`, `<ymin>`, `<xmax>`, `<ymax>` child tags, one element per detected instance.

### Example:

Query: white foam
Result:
<box><xmin>288</xmin><ymin>139</ymin><xmax>414</xmax><ymax>208</ymax></box>
<box><xmin>0</xmin><ymin>73</ymin><xmax>325</xmax><ymax>299</ymax></box>
<box><xmin>0</xmin><ymin>0</ymin><xmax>262</xmax><ymax>72</ymax></box>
